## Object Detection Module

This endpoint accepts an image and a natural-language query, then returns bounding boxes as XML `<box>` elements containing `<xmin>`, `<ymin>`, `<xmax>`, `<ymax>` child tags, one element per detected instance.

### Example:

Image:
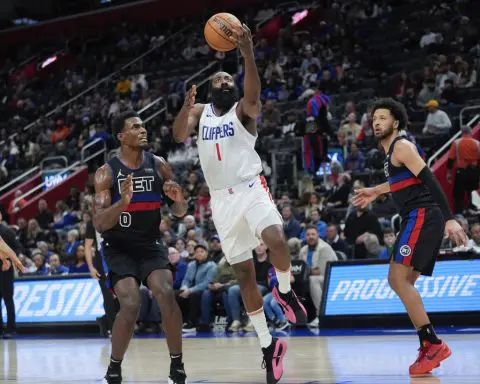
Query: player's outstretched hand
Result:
<box><xmin>120</xmin><ymin>174</ymin><xmax>133</xmax><ymax>205</ymax></box>
<box><xmin>444</xmin><ymin>219</ymin><xmax>468</xmax><ymax>247</ymax></box>
<box><xmin>352</xmin><ymin>187</ymin><xmax>378</xmax><ymax>209</ymax></box>
<box><xmin>163</xmin><ymin>180</ymin><xmax>186</xmax><ymax>203</ymax></box>
<box><xmin>184</xmin><ymin>85</ymin><xmax>196</xmax><ymax>108</ymax></box>
<box><xmin>230</xmin><ymin>23</ymin><xmax>253</xmax><ymax>56</ymax></box>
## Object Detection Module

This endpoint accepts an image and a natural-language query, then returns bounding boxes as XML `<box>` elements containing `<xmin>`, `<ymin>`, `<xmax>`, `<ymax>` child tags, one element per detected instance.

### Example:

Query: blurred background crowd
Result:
<box><xmin>1</xmin><ymin>0</ymin><xmax>479</xmax><ymax>333</ymax></box>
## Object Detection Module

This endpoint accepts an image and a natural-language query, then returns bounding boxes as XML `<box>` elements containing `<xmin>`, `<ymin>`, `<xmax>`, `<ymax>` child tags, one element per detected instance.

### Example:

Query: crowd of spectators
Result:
<box><xmin>1</xmin><ymin>0</ymin><xmax>480</xmax><ymax>334</ymax></box>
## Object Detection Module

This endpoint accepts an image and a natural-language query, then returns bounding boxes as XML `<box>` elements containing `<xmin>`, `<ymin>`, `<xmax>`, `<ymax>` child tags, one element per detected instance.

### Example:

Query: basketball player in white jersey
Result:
<box><xmin>173</xmin><ymin>23</ymin><xmax>306</xmax><ymax>384</ymax></box>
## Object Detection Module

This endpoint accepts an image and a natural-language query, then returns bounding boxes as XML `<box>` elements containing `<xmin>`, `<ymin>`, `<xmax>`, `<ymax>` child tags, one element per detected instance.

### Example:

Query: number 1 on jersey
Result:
<box><xmin>215</xmin><ymin>143</ymin><xmax>222</xmax><ymax>161</ymax></box>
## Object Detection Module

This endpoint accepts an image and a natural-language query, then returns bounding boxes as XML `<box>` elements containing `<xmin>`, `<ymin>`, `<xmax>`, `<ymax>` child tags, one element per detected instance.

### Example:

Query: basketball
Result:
<box><xmin>204</xmin><ymin>13</ymin><xmax>242</xmax><ymax>52</ymax></box>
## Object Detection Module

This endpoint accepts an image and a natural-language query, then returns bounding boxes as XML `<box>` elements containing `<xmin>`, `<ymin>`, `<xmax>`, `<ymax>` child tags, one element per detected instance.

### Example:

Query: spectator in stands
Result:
<box><xmin>115</xmin><ymin>76</ymin><xmax>132</xmax><ymax>96</ymax></box>
<box><xmin>358</xmin><ymin>232</ymin><xmax>385</xmax><ymax>259</ymax></box>
<box><xmin>338</xmin><ymin>112</ymin><xmax>362</xmax><ymax>145</ymax></box>
<box><xmin>326</xmin><ymin>173</ymin><xmax>351</xmax><ymax>208</ymax></box>
<box><xmin>186</xmin><ymin>240</ymin><xmax>197</xmax><ymax>259</ymax></box>
<box><xmin>198</xmin><ymin>255</ymin><xmax>236</xmax><ymax>332</ymax></box>
<box><xmin>281</xmin><ymin>205</ymin><xmax>302</xmax><ymax>239</ymax></box>
<box><xmin>69</xmin><ymin>245</ymin><xmax>89</xmax><ymax>274</ymax></box>
<box><xmin>8</xmin><ymin>190</ymin><xmax>26</xmax><ymax>215</ymax></box>
<box><xmin>344</xmin><ymin>206</ymin><xmax>383</xmax><ymax>259</ymax></box>
<box><xmin>175</xmin><ymin>238</ymin><xmax>189</xmax><ymax>260</ymax></box>
<box><xmin>208</xmin><ymin>235</ymin><xmax>224</xmax><ymax>263</ymax></box>
<box><xmin>299</xmin><ymin>45</ymin><xmax>321</xmax><ymax>77</ymax></box>
<box><xmin>440</xmin><ymin>79</ymin><xmax>463</xmax><ymax>105</ymax></box>
<box><xmin>304</xmin><ymin>192</ymin><xmax>321</xmax><ymax>221</ymax></box>
<box><xmin>422</xmin><ymin>99</ymin><xmax>452</xmax><ymax>135</ymax></box>
<box><xmin>49</xmin><ymin>253</ymin><xmax>69</xmax><ymax>275</ymax></box>
<box><xmin>402</xmin><ymin>86</ymin><xmax>419</xmax><ymax>112</ymax></box>
<box><xmin>447</xmin><ymin>125</ymin><xmax>480</xmax><ymax>213</ymax></box>
<box><xmin>169</xmin><ymin>247</ymin><xmax>188</xmax><ymax>290</ymax></box>
<box><xmin>63</xmin><ymin>229</ymin><xmax>81</xmax><ymax>263</ymax></box>
<box><xmin>178</xmin><ymin>215</ymin><xmax>202</xmax><ymax>239</ymax></box>
<box><xmin>417</xmin><ymin>78</ymin><xmax>441</xmax><ymax>107</ymax></box>
<box><xmin>379</xmin><ymin>228</ymin><xmax>396</xmax><ymax>260</ymax></box>
<box><xmin>301</xmin><ymin>209</ymin><xmax>327</xmax><ymax>240</ymax></box>
<box><xmin>23</xmin><ymin>219</ymin><xmax>45</xmax><ymax>250</ymax></box>
<box><xmin>436</xmin><ymin>63</ymin><xmax>457</xmax><ymax>92</ymax></box>
<box><xmin>178</xmin><ymin>244</ymin><xmax>217</xmax><ymax>332</ymax></box>
<box><xmin>456</xmin><ymin>60</ymin><xmax>477</xmax><ymax>88</ymax></box>
<box><xmin>227</xmin><ymin>242</ymin><xmax>270</xmax><ymax>333</ymax></box>
<box><xmin>32</xmin><ymin>252</ymin><xmax>49</xmax><ymax>275</ymax></box>
<box><xmin>36</xmin><ymin>199</ymin><xmax>54</xmax><ymax>229</ymax></box>
<box><xmin>468</xmin><ymin>223</ymin><xmax>480</xmax><ymax>253</ymax></box>
<box><xmin>325</xmin><ymin>224</ymin><xmax>350</xmax><ymax>257</ymax></box>
<box><xmin>345</xmin><ymin>142</ymin><xmax>365</xmax><ymax>172</ymax></box>
<box><xmin>287</xmin><ymin>238</ymin><xmax>302</xmax><ymax>260</ymax></box>
<box><xmin>53</xmin><ymin>201</ymin><xmax>77</xmax><ymax>229</ymax></box>
<box><xmin>299</xmin><ymin>225</ymin><xmax>337</xmax><ymax>328</ymax></box>
<box><xmin>37</xmin><ymin>241</ymin><xmax>53</xmax><ymax>263</ymax></box>
<box><xmin>259</xmin><ymin>100</ymin><xmax>281</xmax><ymax>136</ymax></box>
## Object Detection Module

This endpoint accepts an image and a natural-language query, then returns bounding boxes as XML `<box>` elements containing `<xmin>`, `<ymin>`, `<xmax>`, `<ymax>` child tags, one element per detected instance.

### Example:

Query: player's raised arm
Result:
<box><xmin>394</xmin><ymin>140</ymin><xmax>467</xmax><ymax>246</ymax></box>
<box><xmin>232</xmin><ymin>24</ymin><xmax>262</xmax><ymax>119</ymax></box>
<box><xmin>172</xmin><ymin>85</ymin><xmax>204</xmax><ymax>143</ymax></box>
<box><xmin>155</xmin><ymin>156</ymin><xmax>188</xmax><ymax>218</ymax></box>
<box><xmin>93</xmin><ymin>164</ymin><xmax>132</xmax><ymax>233</ymax></box>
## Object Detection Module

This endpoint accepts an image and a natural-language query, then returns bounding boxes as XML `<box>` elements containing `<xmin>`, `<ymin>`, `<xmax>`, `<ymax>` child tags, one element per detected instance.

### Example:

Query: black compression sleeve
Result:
<box><xmin>417</xmin><ymin>166</ymin><xmax>454</xmax><ymax>221</ymax></box>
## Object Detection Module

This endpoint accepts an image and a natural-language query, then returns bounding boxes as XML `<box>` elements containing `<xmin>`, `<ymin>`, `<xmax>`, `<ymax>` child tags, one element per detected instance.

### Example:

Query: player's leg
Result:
<box><xmin>388</xmin><ymin>207</ymin><xmax>450</xmax><ymax>374</ymax></box>
<box><xmin>231</xmin><ymin>255</ymin><xmax>287</xmax><ymax>384</ymax></box>
<box><xmin>260</xmin><ymin>223</ymin><xmax>307</xmax><ymax>324</ymax></box>
<box><xmin>245</xmin><ymin>179</ymin><xmax>307</xmax><ymax>324</ymax></box>
<box><xmin>105</xmin><ymin>276</ymin><xmax>141</xmax><ymax>384</ymax></box>
<box><xmin>147</xmin><ymin>269</ymin><xmax>186</xmax><ymax>384</ymax></box>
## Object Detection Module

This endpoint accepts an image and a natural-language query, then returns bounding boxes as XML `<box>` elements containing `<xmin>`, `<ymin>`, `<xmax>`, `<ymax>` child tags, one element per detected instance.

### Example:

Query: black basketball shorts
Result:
<box><xmin>103</xmin><ymin>238</ymin><xmax>171</xmax><ymax>289</ymax></box>
<box><xmin>391</xmin><ymin>206</ymin><xmax>445</xmax><ymax>276</ymax></box>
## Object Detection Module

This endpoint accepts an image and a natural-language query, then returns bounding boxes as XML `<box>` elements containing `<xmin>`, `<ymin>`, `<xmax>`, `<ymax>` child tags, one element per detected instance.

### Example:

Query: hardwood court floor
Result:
<box><xmin>0</xmin><ymin>329</ymin><xmax>479</xmax><ymax>384</ymax></box>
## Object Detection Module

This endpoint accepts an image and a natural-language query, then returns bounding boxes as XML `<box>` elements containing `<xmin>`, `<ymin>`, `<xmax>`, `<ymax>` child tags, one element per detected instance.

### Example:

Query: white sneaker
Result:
<box><xmin>228</xmin><ymin>320</ymin><xmax>242</xmax><ymax>332</ymax></box>
<box><xmin>242</xmin><ymin>320</ymin><xmax>255</xmax><ymax>332</ymax></box>
<box><xmin>308</xmin><ymin>318</ymin><xmax>319</xmax><ymax>328</ymax></box>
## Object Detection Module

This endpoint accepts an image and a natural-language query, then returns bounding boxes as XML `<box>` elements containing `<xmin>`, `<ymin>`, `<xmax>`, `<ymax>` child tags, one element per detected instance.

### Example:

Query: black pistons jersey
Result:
<box><xmin>384</xmin><ymin>136</ymin><xmax>437</xmax><ymax>215</ymax></box>
<box><xmin>102</xmin><ymin>151</ymin><xmax>167</xmax><ymax>243</ymax></box>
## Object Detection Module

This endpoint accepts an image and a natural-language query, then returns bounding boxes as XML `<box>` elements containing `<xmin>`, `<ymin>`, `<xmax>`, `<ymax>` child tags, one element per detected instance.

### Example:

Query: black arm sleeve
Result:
<box><xmin>417</xmin><ymin>166</ymin><xmax>454</xmax><ymax>221</ymax></box>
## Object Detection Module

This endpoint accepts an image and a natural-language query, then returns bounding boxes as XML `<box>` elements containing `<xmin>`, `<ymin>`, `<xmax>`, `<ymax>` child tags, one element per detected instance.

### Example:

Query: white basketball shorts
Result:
<box><xmin>209</xmin><ymin>175</ymin><xmax>283</xmax><ymax>265</ymax></box>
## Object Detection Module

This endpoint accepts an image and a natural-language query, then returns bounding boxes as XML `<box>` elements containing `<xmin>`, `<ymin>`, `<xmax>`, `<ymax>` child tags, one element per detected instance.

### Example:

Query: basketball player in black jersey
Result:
<box><xmin>93</xmin><ymin>110</ymin><xmax>188</xmax><ymax>384</ymax></box>
<box><xmin>353</xmin><ymin>98</ymin><xmax>467</xmax><ymax>375</ymax></box>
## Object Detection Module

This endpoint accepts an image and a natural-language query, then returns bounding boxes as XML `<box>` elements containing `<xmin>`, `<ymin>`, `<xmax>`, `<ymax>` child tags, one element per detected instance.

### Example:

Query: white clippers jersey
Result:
<box><xmin>197</xmin><ymin>103</ymin><xmax>262</xmax><ymax>190</ymax></box>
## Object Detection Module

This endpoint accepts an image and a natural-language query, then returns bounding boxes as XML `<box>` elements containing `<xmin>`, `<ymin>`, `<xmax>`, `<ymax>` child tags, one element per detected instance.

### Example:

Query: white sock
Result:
<box><xmin>248</xmin><ymin>308</ymin><xmax>273</xmax><ymax>349</ymax></box>
<box><xmin>275</xmin><ymin>267</ymin><xmax>291</xmax><ymax>294</ymax></box>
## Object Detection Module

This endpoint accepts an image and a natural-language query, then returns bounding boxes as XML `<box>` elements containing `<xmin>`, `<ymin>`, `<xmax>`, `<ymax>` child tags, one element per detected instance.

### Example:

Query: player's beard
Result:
<box><xmin>375</xmin><ymin>125</ymin><xmax>395</xmax><ymax>141</ymax></box>
<box><xmin>211</xmin><ymin>86</ymin><xmax>239</xmax><ymax>111</ymax></box>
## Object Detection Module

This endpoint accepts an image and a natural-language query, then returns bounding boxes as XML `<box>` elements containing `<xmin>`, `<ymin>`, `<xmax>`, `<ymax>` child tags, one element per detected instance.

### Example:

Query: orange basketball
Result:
<box><xmin>204</xmin><ymin>13</ymin><xmax>242</xmax><ymax>52</ymax></box>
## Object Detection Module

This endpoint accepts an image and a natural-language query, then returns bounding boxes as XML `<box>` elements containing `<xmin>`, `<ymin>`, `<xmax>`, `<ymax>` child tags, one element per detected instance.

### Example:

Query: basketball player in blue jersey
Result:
<box><xmin>353</xmin><ymin>98</ymin><xmax>467</xmax><ymax>375</ymax></box>
<box><xmin>173</xmin><ymin>23</ymin><xmax>306</xmax><ymax>384</ymax></box>
<box><xmin>93</xmin><ymin>110</ymin><xmax>188</xmax><ymax>384</ymax></box>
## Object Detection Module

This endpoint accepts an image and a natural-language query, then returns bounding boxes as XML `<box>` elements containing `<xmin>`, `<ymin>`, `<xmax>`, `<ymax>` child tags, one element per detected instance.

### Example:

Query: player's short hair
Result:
<box><xmin>371</xmin><ymin>97</ymin><xmax>408</xmax><ymax>131</ymax></box>
<box><xmin>112</xmin><ymin>110</ymin><xmax>139</xmax><ymax>137</ymax></box>
<box><xmin>305</xmin><ymin>224</ymin><xmax>319</xmax><ymax>233</ymax></box>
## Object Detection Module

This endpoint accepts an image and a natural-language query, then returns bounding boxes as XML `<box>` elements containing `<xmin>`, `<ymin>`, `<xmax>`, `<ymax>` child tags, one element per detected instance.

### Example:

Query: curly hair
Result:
<box><xmin>370</xmin><ymin>97</ymin><xmax>408</xmax><ymax>131</ymax></box>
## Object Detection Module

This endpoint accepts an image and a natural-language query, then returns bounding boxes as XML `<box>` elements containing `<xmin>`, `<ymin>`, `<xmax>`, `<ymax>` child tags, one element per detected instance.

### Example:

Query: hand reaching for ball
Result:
<box><xmin>229</xmin><ymin>23</ymin><xmax>253</xmax><ymax>57</ymax></box>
